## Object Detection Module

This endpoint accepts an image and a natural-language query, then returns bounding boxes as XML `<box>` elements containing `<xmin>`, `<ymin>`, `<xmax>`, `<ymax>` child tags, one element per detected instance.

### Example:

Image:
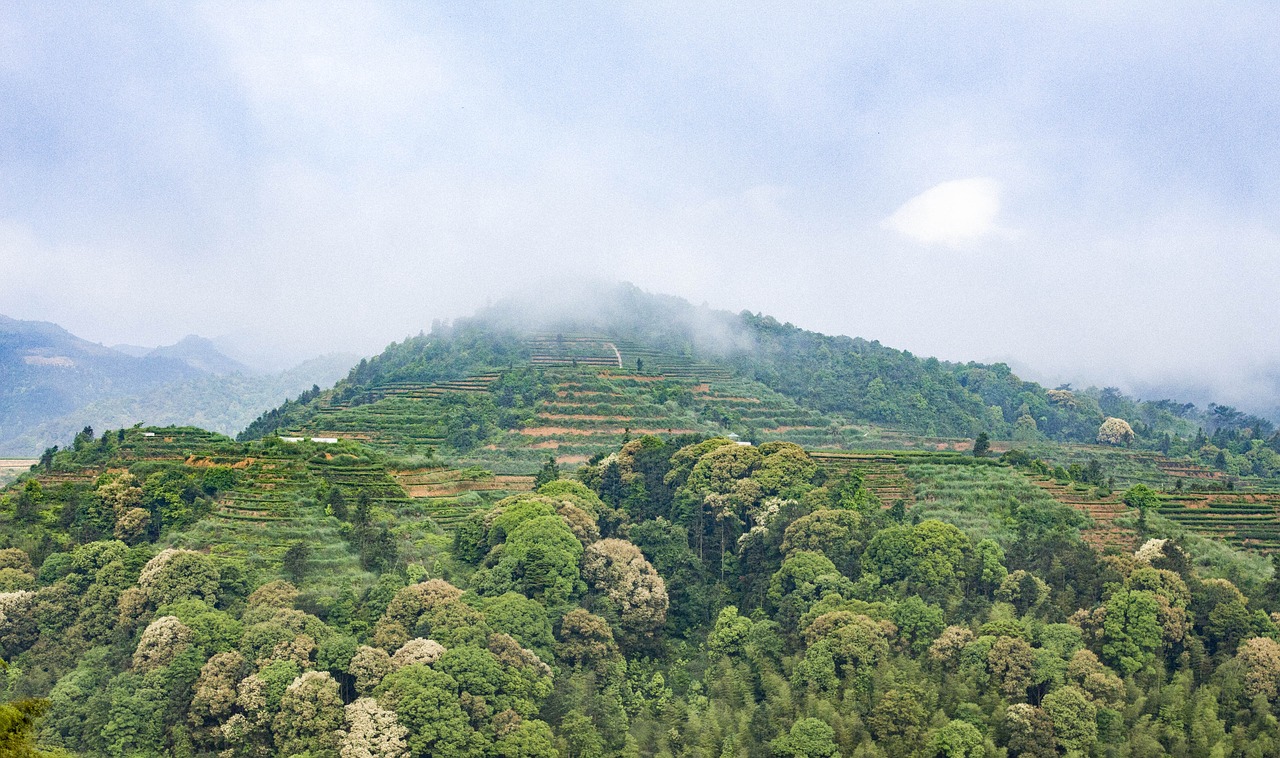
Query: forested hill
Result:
<box><xmin>243</xmin><ymin>284</ymin><xmax>1274</xmax><ymax>449</ymax></box>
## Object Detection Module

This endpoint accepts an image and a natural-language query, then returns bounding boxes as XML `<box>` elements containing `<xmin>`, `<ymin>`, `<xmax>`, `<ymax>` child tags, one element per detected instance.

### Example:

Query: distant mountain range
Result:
<box><xmin>0</xmin><ymin>315</ymin><xmax>357</xmax><ymax>455</ymax></box>
<box><xmin>112</xmin><ymin>335</ymin><xmax>253</xmax><ymax>375</ymax></box>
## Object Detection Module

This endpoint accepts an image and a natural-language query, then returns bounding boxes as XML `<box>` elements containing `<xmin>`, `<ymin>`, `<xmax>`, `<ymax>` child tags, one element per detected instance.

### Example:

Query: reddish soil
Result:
<box><xmin>1031</xmin><ymin>478</ymin><xmax>1139</xmax><ymax>550</ymax></box>
<box><xmin>520</xmin><ymin>427</ymin><xmax>698</xmax><ymax>436</ymax></box>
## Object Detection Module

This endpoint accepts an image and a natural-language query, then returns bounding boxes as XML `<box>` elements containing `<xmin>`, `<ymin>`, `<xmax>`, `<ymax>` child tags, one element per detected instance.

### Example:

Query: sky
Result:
<box><xmin>2</xmin><ymin>2</ymin><xmax>1279</xmax><ymax>414</ymax></box>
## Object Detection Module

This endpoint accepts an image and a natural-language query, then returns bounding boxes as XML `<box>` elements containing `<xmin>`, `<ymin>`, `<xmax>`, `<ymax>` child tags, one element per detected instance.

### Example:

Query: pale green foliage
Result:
<box><xmin>274</xmin><ymin>671</ymin><xmax>344</xmax><ymax>757</ymax></box>
<box><xmin>190</xmin><ymin>651</ymin><xmax>245</xmax><ymax>734</ymax></box>
<box><xmin>339</xmin><ymin>697</ymin><xmax>409</xmax><ymax>758</ymax></box>
<box><xmin>246</xmin><ymin>580</ymin><xmax>300</xmax><ymax>610</ymax></box>
<box><xmin>392</xmin><ymin>638</ymin><xmax>446</xmax><ymax>668</ymax></box>
<box><xmin>1097</xmin><ymin>417</ymin><xmax>1135</xmax><ymax>445</ymax></box>
<box><xmin>987</xmin><ymin>636</ymin><xmax>1036</xmax><ymax>700</ymax></box>
<box><xmin>555</xmin><ymin>609</ymin><xmax>619</xmax><ymax>671</ymax></box>
<box><xmin>131</xmin><ymin>615</ymin><xmax>194</xmax><ymax>672</ymax></box>
<box><xmin>928</xmin><ymin>625</ymin><xmax>975</xmax><ymax>665</ymax></box>
<box><xmin>781</xmin><ymin>509</ymin><xmax>862</xmax><ymax>569</ymax></box>
<box><xmin>581</xmin><ymin>538</ymin><xmax>668</xmax><ymax>642</ymax></box>
<box><xmin>138</xmin><ymin>548</ymin><xmax>220</xmax><ymax>606</ymax></box>
<box><xmin>708</xmin><ymin>606</ymin><xmax>753</xmax><ymax>658</ymax></box>
<box><xmin>349</xmin><ymin>645</ymin><xmax>394</xmax><ymax>696</ymax></box>
<box><xmin>1236</xmin><ymin>637</ymin><xmax>1280</xmax><ymax>700</ymax></box>
<box><xmin>1065</xmin><ymin>649</ymin><xmax>1124</xmax><ymax>707</ymax></box>
<box><xmin>997</xmin><ymin>570</ymin><xmax>1050</xmax><ymax>615</ymax></box>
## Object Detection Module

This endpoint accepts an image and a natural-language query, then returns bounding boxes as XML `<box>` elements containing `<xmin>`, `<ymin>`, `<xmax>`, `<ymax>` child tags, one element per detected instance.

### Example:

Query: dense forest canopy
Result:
<box><xmin>3</xmin><ymin>425</ymin><xmax>1280</xmax><ymax>756</ymax></box>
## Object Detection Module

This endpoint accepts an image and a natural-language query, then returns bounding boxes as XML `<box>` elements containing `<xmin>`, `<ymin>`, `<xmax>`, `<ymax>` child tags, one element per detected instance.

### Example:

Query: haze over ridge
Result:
<box><xmin>2</xmin><ymin>3</ymin><xmax>1278</xmax><ymax>419</ymax></box>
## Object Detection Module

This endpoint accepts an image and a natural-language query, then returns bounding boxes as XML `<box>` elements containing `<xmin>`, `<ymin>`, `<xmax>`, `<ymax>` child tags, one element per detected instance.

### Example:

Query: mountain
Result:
<box><xmin>146</xmin><ymin>335</ymin><xmax>253</xmax><ymax>375</ymax></box>
<box><xmin>108</xmin><ymin>343</ymin><xmax>153</xmax><ymax>358</ymax></box>
<box><xmin>0</xmin><ymin>315</ymin><xmax>203</xmax><ymax>441</ymax></box>
<box><xmin>0</xmin><ymin>314</ymin><xmax>357</xmax><ymax>455</ymax></box>
<box><xmin>242</xmin><ymin>284</ymin><xmax>1277</xmax><ymax>477</ymax></box>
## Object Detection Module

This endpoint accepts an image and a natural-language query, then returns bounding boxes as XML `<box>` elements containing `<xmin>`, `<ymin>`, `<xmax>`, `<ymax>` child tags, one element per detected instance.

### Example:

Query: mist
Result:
<box><xmin>3</xmin><ymin>3</ymin><xmax>1279</xmax><ymax>419</ymax></box>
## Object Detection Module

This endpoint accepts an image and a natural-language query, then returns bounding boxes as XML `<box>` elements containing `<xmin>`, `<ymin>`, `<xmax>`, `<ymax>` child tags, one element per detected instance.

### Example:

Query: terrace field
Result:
<box><xmin>0</xmin><ymin>458</ymin><xmax>35</xmax><ymax>486</ymax></box>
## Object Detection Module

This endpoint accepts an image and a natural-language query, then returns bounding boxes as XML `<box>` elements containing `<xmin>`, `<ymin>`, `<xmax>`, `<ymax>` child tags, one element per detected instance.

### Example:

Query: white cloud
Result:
<box><xmin>881</xmin><ymin>178</ymin><xmax>1004</xmax><ymax>246</ymax></box>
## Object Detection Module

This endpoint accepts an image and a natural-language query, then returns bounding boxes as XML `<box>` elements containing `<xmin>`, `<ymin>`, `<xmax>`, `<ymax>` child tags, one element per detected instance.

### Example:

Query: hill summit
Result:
<box><xmin>243</xmin><ymin>283</ymin><xmax>1277</xmax><ymax>477</ymax></box>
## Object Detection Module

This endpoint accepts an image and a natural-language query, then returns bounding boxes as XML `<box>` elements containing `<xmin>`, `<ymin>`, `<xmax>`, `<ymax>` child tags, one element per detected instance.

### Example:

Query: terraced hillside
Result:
<box><xmin>1156</xmin><ymin>492</ymin><xmax>1280</xmax><ymax>552</ymax></box>
<box><xmin>391</xmin><ymin>467</ymin><xmax>535</xmax><ymax>531</ymax></box>
<box><xmin>173</xmin><ymin>453</ymin><xmax>372</xmax><ymax>592</ymax></box>
<box><xmin>279</xmin><ymin>359</ymin><xmax>847</xmax><ymax>472</ymax></box>
<box><xmin>1014</xmin><ymin>441</ymin><xmax>1280</xmax><ymax>551</ymax></box>
<box><xmin>810</xmin><ymin>450</ymin><xmax>1146</xmax><ymax>551</ymax></box>
<box><xmin>1023</xmin><ymin>442</ymin><xmax>1258</xmax><ymax>489</ymax></box>
<box><xmin>809</xmin><ymin>451</ymin><xmax>917</xmax><ymax>507</ymax></box>
<box><xmin>528</xmin><ymin>335</ymin><xmax>622</xmax><ymax>367</ymax></box>
<box><xmin>16</xmin><ymin>428</ymin><xmax>457</xmax><ymax>593</ymax></box>
<box><xmin>1029</xmin><ymin>478</ymin><xmax>1138</xmax><ymax>551</ymax></box>
<box><xmin>903</xmin><ymin>462</ymin><xmax>1090</xmax><ymax>546</ymax></box>
<box><xmin>0</xmin><ymin>459</ymin><xmax>35</xmax><ymax>486</ymax></box>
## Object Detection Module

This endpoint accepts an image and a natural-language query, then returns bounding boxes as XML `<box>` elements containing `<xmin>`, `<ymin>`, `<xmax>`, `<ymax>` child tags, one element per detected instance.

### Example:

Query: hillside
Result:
<box><xmin>5</xmin><ymin>291</ymin><xmax>1280</xmax><ymax>756</ymax></box>
<box><xmin>0</xmin><ymin>315</ymin><xmax>354</xmax><ymax>455</ymax></box>
<box><xmin>243</xmin><ymin>285</ymin><xmax>1280</xmax><ymax>480</ymax></box>
<box><xmin>4</xmin><ymin>413</ymin><xmax>1280</xmax><ymax>755</ymax></box>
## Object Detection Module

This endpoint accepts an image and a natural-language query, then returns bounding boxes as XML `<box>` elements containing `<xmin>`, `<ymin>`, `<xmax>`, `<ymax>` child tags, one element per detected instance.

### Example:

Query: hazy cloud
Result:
<box><xmin>1</xmin><ymin>2</ymin><xmax>1279</xmax><ymax>417</ymax></box>
<box><xmin>882</xmin><ymin>178</ymin><xmax>1005</xmax><ymax>246</ymax></box>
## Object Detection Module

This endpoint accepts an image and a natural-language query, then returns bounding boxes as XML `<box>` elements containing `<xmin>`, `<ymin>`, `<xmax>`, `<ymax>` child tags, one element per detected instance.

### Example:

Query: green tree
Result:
<box><xmin>0</xmin><ymin>694</ymin><xmax>52</xmax><ymax>758</ymax></box>
<box><xmin>376</xmin><ymin>665</ymin><xmax>486</xmax><ymax>758</ymax></box>
<box><xmin>1121</xmin><ymin>484</ymin><xmax>1160</xmax><ymax>511</ymax></box>
<box><xmin>1041</xmin><ymin>686</ymin><xmax>1097</xmax><ymax>754</ymax></box>
<box><xmin>1003</xmin><ymin>703</ymin><xmax>1056</xmax><ymax>758</ymax></box>
<box><xmin>492</xmin><ymin>719</ymin><xmax>558</xmax><ymax>758</ymax></box>
<box><xmin>930</xmin><ymin>719</ymin><xmax>984</xmax><ymax>758</ymax></box>
<box><xmin>772</xmin><ymin>718</ymin><xmax>838</xmax><ymax>758</ymax></box>
<box><xmin>972</xmin><ymin>432</ymin><xmax>990</xmax><ymax>457</ymax></box>
<box><xmin>282</xmin><ymin>541</ymin><xmax>312</xmax><ymax>585</ymax></box>
<box><xmin>1101</xmin><ymin>589</ymin><xmax>1162</xmax><ymax>675</ymax></box>
<box><xmin>533</xmin><ymin>456</ymin><xmax>561</xmax><ymax>489</ymax></box>
<box><xmin>488</xmin><ymin>516</ymin><xmax>583</xmax><ymax>607</ymax></box>
<box><xmin>274</xmin><ymin>671</ymin><xmax>344</xmax><ymax>757</ymax></box>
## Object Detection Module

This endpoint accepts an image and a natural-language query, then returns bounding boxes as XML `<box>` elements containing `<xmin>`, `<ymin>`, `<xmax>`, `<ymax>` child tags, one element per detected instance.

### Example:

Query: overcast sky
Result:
<box><xmin>2</xmin><ymin>2</ymin><xmax>1279</xmax><ymax>413</ymax></box>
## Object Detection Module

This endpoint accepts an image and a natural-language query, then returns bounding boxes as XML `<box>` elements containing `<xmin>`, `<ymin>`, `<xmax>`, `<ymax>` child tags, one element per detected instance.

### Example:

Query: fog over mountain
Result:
<box><xmin>2</xmin><ymin>3</ymin><xmax>1278</xmax><ymax>419</ymax></box>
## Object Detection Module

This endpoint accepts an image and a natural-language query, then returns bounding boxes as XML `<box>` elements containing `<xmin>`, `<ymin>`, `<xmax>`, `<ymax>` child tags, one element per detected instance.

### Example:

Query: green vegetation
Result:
<box><xmin>6</xmin><ymin>292</ymin><xmax>1280</xmax><ymax>755</ymax></box>
<box><xmin>5</xmin><ymin>409</ymin><xmax>1280</xmax><ymax>756</ymax></box>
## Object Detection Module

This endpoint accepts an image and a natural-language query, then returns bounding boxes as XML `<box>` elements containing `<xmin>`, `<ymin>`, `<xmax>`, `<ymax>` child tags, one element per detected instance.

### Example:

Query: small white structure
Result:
<box><xmin>142</xmin><ymin>432</ymin><xmax>156</xmax><ymax>437</ymax></box>
<box><xmin>311</xmin><ymin>437</ymin><xmax>339</xmax><ymax>444</ymax></box>
<box><xmin>279</xmin><ymin>436</ymin><xmax>304</xmax><ymax>443</ymax></box>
